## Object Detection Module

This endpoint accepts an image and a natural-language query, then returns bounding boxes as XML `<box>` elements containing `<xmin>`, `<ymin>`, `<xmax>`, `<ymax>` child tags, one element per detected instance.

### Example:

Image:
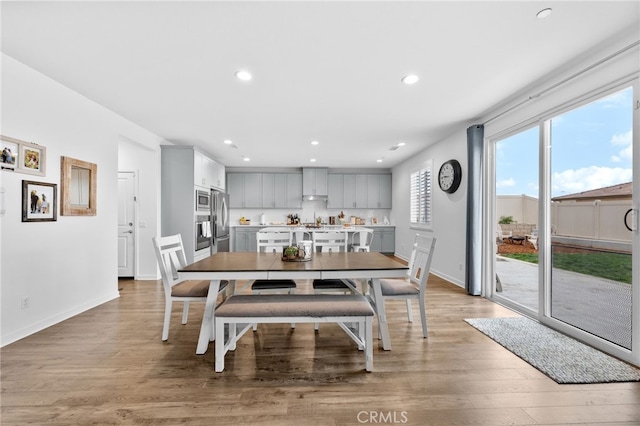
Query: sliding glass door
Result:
<box><xmin>490</xmin><ymin>83</ymin><xmax>638</xmax><ymax>365</ymax></box>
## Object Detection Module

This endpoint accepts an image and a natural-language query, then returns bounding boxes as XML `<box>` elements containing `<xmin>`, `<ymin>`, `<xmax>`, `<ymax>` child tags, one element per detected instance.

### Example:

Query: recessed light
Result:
<box><xmin>235</xmin><ymin>70</ymin><xmax>252</xmax><ymax>81</ymax></box>
<box><xmin>401</xmin><ymin>74</ymin><xmax>419</xmax><ymax>85</ymax></box>
<box><xmin>376</xmin><ymin>159</ymin><xmax>384</xmax><ymax>163</ymax></box>
<box><xmin>536</xmin><ymin>8</ymin><xmax>552</xmax><ymax>19</ymax></box>
<box><xmin>243</xmin><ymin>157</ymin><xmax>250</xmax><ymax>162</ymax></box>
<box><xmin>223</xmin><ymin>139</ymin><xmax>233</xmax><ymax>145</ymax></box>
<box><xmin>397</xmin><ymin>142</ymin><xmax>406</xmax><ymax>147</ymax></box>
<box><xmin>310</xmin><ymin>158</ymin><xmax>317</xmax><ymax>162</ymax></box>
<box><xmin>311</xmin><ymin>140</ymin><xmax>319</xmax><ymax>145</ymax></box>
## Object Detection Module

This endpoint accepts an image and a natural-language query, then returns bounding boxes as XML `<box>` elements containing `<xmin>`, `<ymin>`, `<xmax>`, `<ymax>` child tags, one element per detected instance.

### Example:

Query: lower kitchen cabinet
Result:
<box><xmin>232</xmin><ymin>226</ymin><xmax>260</xmax><ymax>252</ymax></box>
<box><xmin>371</xmin><ymin>227</ymin><xmax>395</xmax><ymax>254</ymax></box>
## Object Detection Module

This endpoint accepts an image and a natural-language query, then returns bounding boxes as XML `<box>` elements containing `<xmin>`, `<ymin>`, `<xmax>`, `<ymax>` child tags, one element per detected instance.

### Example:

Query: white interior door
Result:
<box><xmin>118</xmin><ymin>172</ymin><xmax>136</xmax><ymax>277</ymax></box>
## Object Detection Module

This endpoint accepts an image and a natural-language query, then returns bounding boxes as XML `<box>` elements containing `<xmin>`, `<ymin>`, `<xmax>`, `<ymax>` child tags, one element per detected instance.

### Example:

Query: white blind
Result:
<box><xmin>410</xmin><ymin>165</ymin><xmax>432</xmax><ymax>227</ymax></box>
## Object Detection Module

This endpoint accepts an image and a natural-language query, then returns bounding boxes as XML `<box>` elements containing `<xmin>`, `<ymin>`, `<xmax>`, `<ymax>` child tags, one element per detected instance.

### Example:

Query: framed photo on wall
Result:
<box><xmin>22</xmin><ymin>180</ymin><xmax>57</xmax><ymax>222</ymax></box>
<box><xmin>1</xmin><ymin>135</ymin><xmax>47</xmax><ymax>176</ymax></box>
<box><xmin>1</xmin><ymin>136</ymin><xmax>19</xmax><ymax>171</ymax></box>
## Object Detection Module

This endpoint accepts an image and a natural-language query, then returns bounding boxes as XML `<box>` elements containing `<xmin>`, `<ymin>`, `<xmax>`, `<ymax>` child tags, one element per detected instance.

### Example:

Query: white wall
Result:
<box><xmin>0</xmin><ymin>54</ymin><xmax>165</xmax><ymax>346</ymax></box>
<box><xmin>392</xmin><ymin>128</ymin><xmax>470</xmax><ymax>287</ymax></box>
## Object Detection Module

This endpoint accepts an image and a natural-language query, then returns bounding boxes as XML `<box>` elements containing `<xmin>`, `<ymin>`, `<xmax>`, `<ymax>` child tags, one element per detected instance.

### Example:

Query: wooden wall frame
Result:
<box><xmin>61</xmin><ymin>156</ymin><xmax>97</xmax><ymax>216</ymax></box>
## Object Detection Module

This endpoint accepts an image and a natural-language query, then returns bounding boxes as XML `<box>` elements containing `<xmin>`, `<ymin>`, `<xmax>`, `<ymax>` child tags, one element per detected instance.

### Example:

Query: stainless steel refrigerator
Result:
<box><xmin>211</xmin><ymin>190</ymin><xmax>230</xmax><ymax>254</ymax></box>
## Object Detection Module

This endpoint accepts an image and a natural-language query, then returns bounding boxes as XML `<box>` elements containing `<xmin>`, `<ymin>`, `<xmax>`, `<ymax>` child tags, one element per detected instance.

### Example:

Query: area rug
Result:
<box><xmin>464</xmin><ymin>317</ymin><xmax>640</xmax><ymax>384</ymax></box>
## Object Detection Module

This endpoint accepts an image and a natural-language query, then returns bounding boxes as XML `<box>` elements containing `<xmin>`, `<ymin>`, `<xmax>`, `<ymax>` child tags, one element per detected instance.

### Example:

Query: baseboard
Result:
<box><xmin>0</xmin><ymin>291</ymin><xmax>120</xmax><ymax>348</ymax></box>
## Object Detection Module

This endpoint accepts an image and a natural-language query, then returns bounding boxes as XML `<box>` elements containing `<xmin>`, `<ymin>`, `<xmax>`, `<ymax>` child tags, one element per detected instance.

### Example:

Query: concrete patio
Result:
<box><xmin>495</xmin><ymin>256</ymin><xmax>633</xmax><ymax>349</ymax></box>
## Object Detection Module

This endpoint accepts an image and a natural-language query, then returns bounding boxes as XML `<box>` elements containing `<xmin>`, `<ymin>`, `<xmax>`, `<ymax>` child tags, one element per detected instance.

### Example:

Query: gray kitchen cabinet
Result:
<box><xmin>233</xmin><ymin>226</ymin><xmax>260</xmax><ymax>252</ymax></box>
<box><xmin>262</xmin><ymin>173</ymin><xmax>277</xmax><ymax>207</ymax></box>
<box><xmin>285</xmin><ymin>173</ymin><xmax>303</xmax><ymax>208</ymax></box>
<box><xmin>371</xmin><ymin>227</ymin><xmax>395</xmax><ymax>254</ymax></box>
<box><xmin>343</xmin><ymin>174</ymin><xmax>368</xmax><ymax>209</ymax></box>
<box><xmin>228</xmin><ymin>173</ymin><xmax>263</xmax><ymax>208</ymax></box>
<box><xmin>244</xmin><ymin>174</ymin><xmax>262</xmax><ymax>208</ymax></box>
<box><xmin>367</xmin><ymin>174</ymin><xmax>392</xmax><ymax>208</ymax></box>
<box><xmin>232</xmin><ymin>172</ymin><xmax>302</xmax><ymax>209</ymax></box>
<box><xmin>303</xmin><ymin>168</ymin><xmax>328</xmax><ymax>196</ymax></box>
<box><xmin>327</xmin><ymin>174</ymin><xmax>344</xmax><ymax>209</ymax></box>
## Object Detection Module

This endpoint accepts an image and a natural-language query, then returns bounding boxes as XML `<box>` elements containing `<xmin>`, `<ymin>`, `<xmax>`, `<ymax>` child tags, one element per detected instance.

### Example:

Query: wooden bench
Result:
<box><xmin>214</xmin><ymin>294</ymin><xmax>375</xmax><ymax>372</ymax></box>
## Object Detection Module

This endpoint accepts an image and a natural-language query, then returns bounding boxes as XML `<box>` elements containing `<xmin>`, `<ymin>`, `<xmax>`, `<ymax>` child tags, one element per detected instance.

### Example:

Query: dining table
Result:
<box><xmin>178</xmin><ymin>251</ymin><xmax>409</xmax><ymax>354</ymax></box>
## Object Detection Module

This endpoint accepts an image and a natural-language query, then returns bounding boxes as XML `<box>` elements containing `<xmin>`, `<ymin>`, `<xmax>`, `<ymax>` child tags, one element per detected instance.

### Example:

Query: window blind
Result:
<box><xmin>410</xmin><ymin>165</ymin><xmax>432</xmax><ymax>227</ymax></box>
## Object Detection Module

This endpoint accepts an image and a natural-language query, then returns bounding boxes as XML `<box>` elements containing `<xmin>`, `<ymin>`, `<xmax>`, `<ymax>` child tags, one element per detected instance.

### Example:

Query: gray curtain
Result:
<box><xmin>465</xmin><ymin>124</ymin><xmax>484</xmax><ymax>295</ymax></box>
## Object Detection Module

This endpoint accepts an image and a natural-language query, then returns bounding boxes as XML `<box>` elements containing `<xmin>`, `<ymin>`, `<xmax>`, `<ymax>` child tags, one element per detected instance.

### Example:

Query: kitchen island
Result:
<box><xmin>231</xmin><ymin>225</ymin><xmax>395</xmax><ymax>254</ymax></box>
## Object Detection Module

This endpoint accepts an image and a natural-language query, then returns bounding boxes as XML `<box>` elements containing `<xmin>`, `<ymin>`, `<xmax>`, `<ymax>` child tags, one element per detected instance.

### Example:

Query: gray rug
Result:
<box><xmin>465</xmin><ymin>317</ymin><xmax>640</xmax><ymax>384</ymax></box>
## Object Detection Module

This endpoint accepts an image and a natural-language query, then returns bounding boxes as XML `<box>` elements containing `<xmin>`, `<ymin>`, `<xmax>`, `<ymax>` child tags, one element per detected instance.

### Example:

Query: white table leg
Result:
<box><xmin>196</xmin><ymin>279</ymin><xmax>221</xmax><ymax>355</ymax></box>
<box><xmin>370</xmin><ymin>278</ymin><xmax>391</xmax><ymax>350</ymax></box>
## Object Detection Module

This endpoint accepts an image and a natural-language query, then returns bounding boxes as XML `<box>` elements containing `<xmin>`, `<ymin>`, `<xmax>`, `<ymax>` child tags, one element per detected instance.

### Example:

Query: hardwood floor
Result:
<box><xmin>2</xmin><ymin>275</ymin><xmax>639</xmax><ymax>425</ymax></box>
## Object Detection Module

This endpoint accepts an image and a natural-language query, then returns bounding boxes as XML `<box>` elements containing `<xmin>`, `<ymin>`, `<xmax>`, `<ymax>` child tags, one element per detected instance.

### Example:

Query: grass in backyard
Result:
<box><xmin>501</xmin><ymin>251</ymin><xmax>632</xmax><ymax>284</ymax></box>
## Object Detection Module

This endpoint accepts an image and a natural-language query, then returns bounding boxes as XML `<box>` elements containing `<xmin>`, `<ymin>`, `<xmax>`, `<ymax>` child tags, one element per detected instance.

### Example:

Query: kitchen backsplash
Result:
<box><xmin>229</xmin><ymin>200</ymin><xmax>391</xmax><ymax>225</ymax></box>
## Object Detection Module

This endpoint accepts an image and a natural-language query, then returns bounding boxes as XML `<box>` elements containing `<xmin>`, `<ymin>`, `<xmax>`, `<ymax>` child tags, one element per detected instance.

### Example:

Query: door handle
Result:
<box><xmin>122</xmin><ymin>230</ymin><xmax>133</xmax><ymax>234</ymax></box>
<box><xmin>624</xmin><ymin>208</ymin><xmax>638</xmax><ymax>232</ymax></box>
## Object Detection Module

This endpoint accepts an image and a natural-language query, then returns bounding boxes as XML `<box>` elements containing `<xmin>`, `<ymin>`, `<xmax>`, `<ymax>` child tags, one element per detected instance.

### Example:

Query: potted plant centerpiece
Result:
<box><xmin>283</xmin><ymin>245</ymin><xmax>299</xmax><ymax>260</ymax></box>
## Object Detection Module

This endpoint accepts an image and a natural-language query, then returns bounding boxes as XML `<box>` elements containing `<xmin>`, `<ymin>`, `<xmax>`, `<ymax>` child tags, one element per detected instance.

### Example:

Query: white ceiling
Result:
<box><xmin>2</xmin><ymin>1</ymin><xmax>638</xmax><ymax>169</ymax></box>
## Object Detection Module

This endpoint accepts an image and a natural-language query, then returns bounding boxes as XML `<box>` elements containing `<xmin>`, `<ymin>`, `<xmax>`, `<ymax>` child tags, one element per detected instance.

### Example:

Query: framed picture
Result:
<box><xmin>1</xmin><ymin>135</ymin><xmax>47</xmax><ymax>176</ymax></box>
<box><xmin>22</xmin><ymin>180</ymin><xmax>57</xmax><ymax>222</ymax></box>
<box><xmin>1</xmin><ymin>136</ymin><xmax>19</xmax><ymax>171</ymax></box>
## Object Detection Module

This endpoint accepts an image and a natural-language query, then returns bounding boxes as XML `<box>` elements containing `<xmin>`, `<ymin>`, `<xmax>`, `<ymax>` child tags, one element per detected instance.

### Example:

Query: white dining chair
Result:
<box><xmin>350</xmin><ymin>229</ymin><xmax>374</xmax><ymax>252</ymax></box>
<box><xmin>253</xmin><ymin>230</ymin><xmax>296</xmax><ymax>293</ymax></box>
<box><xmin>369</xmin><ymin>233</ymin><xmax>436</xmax><ymax>338</ymax></box>
<box><xmin>311</xmin><ymin>230</ymin><xmax>357</xmax><ymax>329</ymax></box>
<box><xmin>152</xmin><ymin>234</ymin><xmax>228</xmax><ymax>342</ymax></box>
<box><xmin>253</xmin><ymin>230</ymin><xmax>297</xmax><ymax>329</ymax></box>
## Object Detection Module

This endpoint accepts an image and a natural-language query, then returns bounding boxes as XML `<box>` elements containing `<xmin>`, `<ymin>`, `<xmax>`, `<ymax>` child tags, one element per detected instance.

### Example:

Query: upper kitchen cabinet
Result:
<box><xmin>194</xmin><ymin>150</ymin><xmax>225</xmax><ymax>191</ymax></box>
<box><xmin>327</xmin><ymin>172</ymin><xmax>392</xmax><ymax>209</ymax></box>
<box><xmin>302</xmin><ymin>168</ymin><xmax>328</xmax><ymax>198</ymax></box>
<box><xmin>367</xmin><ymin>174</ymin><xmax>392</xmax><ymax>208</ymax></box>
<box><xmin>327</xmin><ymin>174</ymin><xmax>344</xmax><ymax>209</ymax></box>
<box><xmin>228</xmin><ymin>173</ymin><xmax>262</xmax><ymax>208</ymax></box>
<box><xmin>262</xmin><ymin>173</ymin><xmax>303</xmax><ymax>209</ymax></box>
<box><xmin>343</xmin><ymin>174</ymin><xmax>368</xmax><ymax>209</ymax></box>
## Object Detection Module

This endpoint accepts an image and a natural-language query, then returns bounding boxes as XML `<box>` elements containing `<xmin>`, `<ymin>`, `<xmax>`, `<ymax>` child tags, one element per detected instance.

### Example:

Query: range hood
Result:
<box><xmin>302</xmin><ymin>194</ymin><xmax>328</xmax><ymax>201</ymax></box>
<box><xmin>302</xmin><ymin>168</ymin><xmax>328</xmax><ymax>201</ymax></box>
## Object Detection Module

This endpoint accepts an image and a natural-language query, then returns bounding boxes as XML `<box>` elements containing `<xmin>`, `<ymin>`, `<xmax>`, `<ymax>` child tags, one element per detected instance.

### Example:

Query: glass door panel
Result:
<box><xmin>494</xmin><ymin>126</ymin><xmax>539</xmax><ymax>314</ymax></box>
<box><xmin>549</xmin><ymin>86</ymin><xmax>634</xmax><ymax>350</ymax></box>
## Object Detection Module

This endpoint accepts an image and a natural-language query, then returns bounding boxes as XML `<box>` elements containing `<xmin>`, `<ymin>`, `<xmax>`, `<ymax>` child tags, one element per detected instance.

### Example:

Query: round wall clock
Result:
<box><xmin>438</xmin><ymin>159</ymin><xmax>462</xmax><ymax>194</ymax></box>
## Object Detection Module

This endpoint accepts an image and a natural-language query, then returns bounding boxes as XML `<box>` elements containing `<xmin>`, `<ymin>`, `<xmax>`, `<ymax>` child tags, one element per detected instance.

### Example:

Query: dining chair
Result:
<box><xmin>350</xmin><ymin>229</ymin><xmax>374</xmax><ymax>252</ymax></box>
<box><xmin>253</xmin><ymin>230</ymin><xmax>297</xmax><ymax>329</ymax></box>
<box><xmin>152</xmin><ymin>234</ymin><xmax>229</xmax><ymax>342</ymax></box>
<box><xmin>311</xmin><ymin>230</ymin><xmax>357</xmax><ymax>329</ymax></box>
<box><xmin>253</xmin><ymin>230</ymin><xmax>296</xmax><ymax>293</ymax></box>
<box><xmin>369</xmin><ymin>233</ymin><xmax>436</xmax><ymax>338</ymax></box>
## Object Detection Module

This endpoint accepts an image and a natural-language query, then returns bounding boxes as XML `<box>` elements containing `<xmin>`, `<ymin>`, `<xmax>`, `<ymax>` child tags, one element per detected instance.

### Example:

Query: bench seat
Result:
<box><xmin>214</xmin><ymin>294</ymin><xmax>374</xmax><ymax>372</ymax></box>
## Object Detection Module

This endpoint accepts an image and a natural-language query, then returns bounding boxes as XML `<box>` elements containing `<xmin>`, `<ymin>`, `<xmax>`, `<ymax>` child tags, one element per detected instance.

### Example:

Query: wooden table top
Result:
<box><xmin>179</xmin><ymin>251</ymin><xmax>407</xmax><ymax>273</ymax></box>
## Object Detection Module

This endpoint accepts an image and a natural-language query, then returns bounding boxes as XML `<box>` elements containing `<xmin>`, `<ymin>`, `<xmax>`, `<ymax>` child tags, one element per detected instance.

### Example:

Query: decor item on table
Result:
<box><xmin>60</xmin><ymin>156</ymin><xmax>97</xmax><ymax>216</ymax></box>
<box><xmin>22</xmin><ymin>180</ymin><xmax>57</xmax><ymax>222</ymax></box>
<box><xmin>1</xmin><ymin>135</ymin><xmax>47</xmax><ymax>176</ymax></box>
<box><xmin>239</xmin><ymin>216</ymin><xmax>250</xmax><ymax>225</ymax></box>
<box><xmin>438</xmin><ymin>159</ymin><xmax>462</xmax><ymax>193</ymax></box>
<box><xmin>282</xmin><ymin>245</ymin><xmax>302</xmax><ymax>261</ymax></box>
<box><xmin>465</xmin><ymin>317</ymin><xmax>640</xmax><ymax>384</ymax></box>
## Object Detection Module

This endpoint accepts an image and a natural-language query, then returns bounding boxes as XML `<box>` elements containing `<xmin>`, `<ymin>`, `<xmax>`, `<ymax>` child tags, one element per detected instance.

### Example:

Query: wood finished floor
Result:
<box><xmin>2</xmin><ymin>275</ymin><xmax>639</xmax><ymax>426</ymax></box>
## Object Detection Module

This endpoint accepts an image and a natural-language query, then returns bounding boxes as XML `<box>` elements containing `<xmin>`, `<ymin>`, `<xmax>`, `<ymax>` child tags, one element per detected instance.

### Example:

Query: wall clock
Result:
<box><xmin>438</xmin><ymin>159</ymin><xmax>462</xmax><ymax>194</ymax></box>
